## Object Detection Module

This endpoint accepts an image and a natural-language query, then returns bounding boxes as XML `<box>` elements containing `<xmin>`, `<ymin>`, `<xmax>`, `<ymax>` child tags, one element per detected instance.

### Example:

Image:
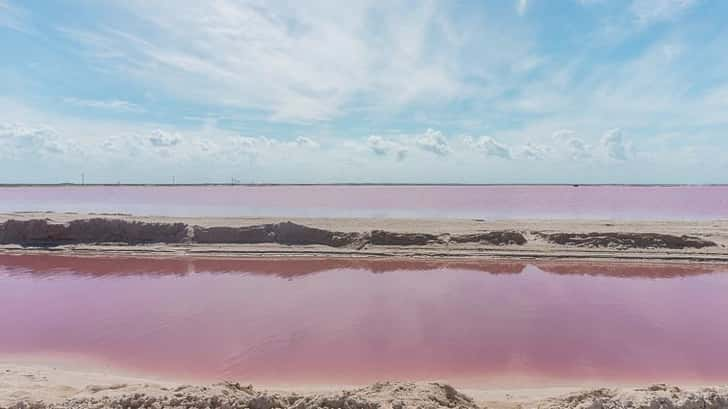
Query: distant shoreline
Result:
<box><xmin>2</xmin><ymin>183</ymin><xmax>728</xmax><ymax>187</ymax></box>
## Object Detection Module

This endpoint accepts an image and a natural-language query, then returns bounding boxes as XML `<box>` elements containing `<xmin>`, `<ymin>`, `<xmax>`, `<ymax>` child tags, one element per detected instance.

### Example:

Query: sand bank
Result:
<box><xmin>1</xmin><ymin>212</ymin><xmax>727</xmax><ymax>262</ymax></box>
<box><xmin>1</xmin><ymin>362</ymin><xmax>727</xmax><ymax>409</ymax></box>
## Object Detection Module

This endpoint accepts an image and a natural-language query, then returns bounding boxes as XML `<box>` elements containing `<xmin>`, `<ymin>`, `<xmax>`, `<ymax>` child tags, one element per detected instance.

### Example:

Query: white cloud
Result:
<box><xmin>367</xmin><ymin>135</ymin><xmax>407</xmax><ymax>161</ymax></box>
<box><xmin>368</xmin><ymin>136</ymin><xmax>390</xmax><ymax>156</ymax></box>
<box><xmin>601</xmin><ymin>128</ymin><xmax>632</xmax><ymax>160</ymax></box>
<box><xmin>467</xmin><ymin>136</ymin><xmax>512</xmax><ymax>159</ymax></box>
<box><xmin>520</xmin><ymin>143</ymin><xmax>549</xmax><ymax>160</ymax></box>
<box><xmin>0</xmin><ymin>0</ymin><xmax>26</xmax><ymax>32</ymax></box>
<box><xmin>630</xmin><ymin>0</ymin><xmax>698</xmax><ymax>25</ymax></box>
<box><xmin>59</xmin><ymin>1</ymin><xmax>476</xmax><ymax>122</ymax></box>
<box><xmin>566</xmin><ymin>138</ymin><xmax>591</xmax><ymax>159</ymax></box>
<box><xmin>0</xmin><ymin>122</ymin><xmax>75</xmax><ymax>156</ymax></box>
<box><xmin>294</xmin><ymin>136</ymin><xmax>319</xmax><ymax>149</ymax></box>
<box><xmin>416</xmin><ymin>128</ymin><xmax>451</xmax><ymax>156</ymax></box>
<box><xmin>148</xmin><ymin>130</ymin><xmax>182</xmax><ymax>147</ymax></box>
<box><xmin>552</xmin><ymin>130</ymin><xmax>591</xmax><ymax>160</ymax></box>
<box><xmin>58</xmin><ymin>1</ymin><xmax>541</xmax><ymax>123</ymax></box>
<box><xmin>64</xmin><ymin>97</ymin><xmax>145</xmax><ymax>113</ymax></box>
<box><xmin>517</xmin><ymin>0</ymin><xmax>529</xmax><ymax>16</ymax></box>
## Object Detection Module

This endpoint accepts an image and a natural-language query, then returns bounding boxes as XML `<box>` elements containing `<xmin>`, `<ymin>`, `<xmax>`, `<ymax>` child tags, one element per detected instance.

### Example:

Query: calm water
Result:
<box><xmin>2</xmin><ymin>185</ymin><xmax>728</xmax><ymax>219</ymax></box>
<box><xmin>1</xmin><ymin>255</ymin><xmax>728</xmax><ymax>387</ymax></box>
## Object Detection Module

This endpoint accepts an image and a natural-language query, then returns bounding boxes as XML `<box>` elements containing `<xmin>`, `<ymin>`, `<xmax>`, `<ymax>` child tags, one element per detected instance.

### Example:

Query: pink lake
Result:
<box><xmin>2</xmin><ymin>185</ymin><xmax>728</xmax><ymax>219</ymax></box>
<box><xmin>1</xmin><ymin>255</ymin><xmax>728</xmax><ymax>387</ymax></box>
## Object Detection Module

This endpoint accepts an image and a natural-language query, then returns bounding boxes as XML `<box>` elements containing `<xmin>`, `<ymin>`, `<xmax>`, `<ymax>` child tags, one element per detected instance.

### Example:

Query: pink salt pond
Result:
<box><xmin>1</xmin><ymin>255</ymin><xmax>728</xmax><ymax>387</ymax></box>
<box><xmin>2</xmin><ymin>185</ymin><xmax>728</xmax><ymax>219</ymax></box>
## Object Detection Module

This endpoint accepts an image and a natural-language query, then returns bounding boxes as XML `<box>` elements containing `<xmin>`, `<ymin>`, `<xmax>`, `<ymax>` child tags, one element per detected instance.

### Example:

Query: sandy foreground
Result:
<box><xmin>1</xmin><ymin>212</ymin><xmax>728</xmax><ymax>262</ymax></box>
<box><xmin>1</xmin><ymin>360</ymin><xmax>727</xmax><ymax>409</ymax></box>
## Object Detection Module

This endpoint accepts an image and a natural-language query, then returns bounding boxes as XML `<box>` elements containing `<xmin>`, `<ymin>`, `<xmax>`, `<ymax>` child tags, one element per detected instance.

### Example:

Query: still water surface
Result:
<box><xmin>1</xmin><ymin>255</ymin><xmax>728</xmax><ymax>386</ymax></box>
<box><xmin>2</xmin><ymin>185</ymin><xmax>728</xmax><ymax>219</ymax></box>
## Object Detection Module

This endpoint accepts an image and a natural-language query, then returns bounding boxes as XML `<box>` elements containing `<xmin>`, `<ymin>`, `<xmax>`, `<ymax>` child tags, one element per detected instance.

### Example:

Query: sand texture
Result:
<box><xmin>1</xmin><ymin>363</ymin><xmax>727</xmax><ymax>409</ymax></box>
<box><xmin>1</xmin><ymin>212</ymin><xmax>727</xmax><ymax>262</ymax></box>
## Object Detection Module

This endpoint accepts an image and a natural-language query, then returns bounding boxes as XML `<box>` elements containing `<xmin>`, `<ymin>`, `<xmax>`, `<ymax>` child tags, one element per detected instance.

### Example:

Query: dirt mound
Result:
<box><xmin>542</xmin><ymin>232</ymin><xmax>716</xmax><ymax>249</ymax></box>
<box><xmin>4</xmin><ymin>382</ymin><xmax>479</xmax><ymax>409</ymax></box>
<box><xmin>64</xmin><ymin>219</ymin><xmax>189</xmax><ymax>244</ymax></box>
<box><xmin>5</xmin><ymin>217</ymin><xmax>722</xmax><ymax>253</ymax></box>
<box><xmin>369</xmin><ymin>230</ymin><xmax>439</xmax><ymax>246</ymax></box>
<box><xmin>450</xmin><ymin>231</ymin><xmax>527</xmax><ymax>245</ymax></box>
<box><xmin>193</xmin><ymin>225</ymin><xmax>276</xmax><ymax>244</ymax></box>
<box><xmin>193</xmin><ymin>222</ymin><xmax>362</xmax><ymax>247</ymax></box>
<box><xmin>0</xmin><ymin>219</ymin><xmax>66</xmax><ymax>244</ymax></box>
<box><xmin>273</xmin><ymin>221</ymin><xmax>361</xmax><ymax>247</ymax></box>
<box><xmin>0</xmin><ymin>219</ymin><xmax>188</xmax><ymax>245</ymax></box>
<box><xmin>538</xmin><ymin>384</ymin><xmax>728</xmax><ymax>409</ymax></box>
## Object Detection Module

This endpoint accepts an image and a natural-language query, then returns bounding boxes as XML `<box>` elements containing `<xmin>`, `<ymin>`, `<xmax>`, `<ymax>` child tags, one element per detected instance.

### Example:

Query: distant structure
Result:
<box><xmin>81</xmin><ymin>173</ymin><xmax>85</xmax><ymax>185</ymax></box>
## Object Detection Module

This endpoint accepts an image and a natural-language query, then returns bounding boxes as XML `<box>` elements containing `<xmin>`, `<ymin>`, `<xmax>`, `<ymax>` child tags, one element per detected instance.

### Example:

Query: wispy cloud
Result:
<box><xmin>517</xmin><ymin>0</ymin><xmax>529</xmax><ymax>16</ymax></box>
<box><xmin>630</xmin><ymin>0</ymin><xmax>698</xmax><ymax>25</ymax></box>
<box><xmin>0</xmin><ymin>0</ymin><xmax>27</xmax><ymax>32</ymax></box>
<box><xmin>64</xmin><ymin>97</ymin><xmax>145</xmax><ymax>112</ymax></box>
<box><xmin>59</xmin><ymin>1</ymin><xmax>533</xmax><ymax>122</ymax></box>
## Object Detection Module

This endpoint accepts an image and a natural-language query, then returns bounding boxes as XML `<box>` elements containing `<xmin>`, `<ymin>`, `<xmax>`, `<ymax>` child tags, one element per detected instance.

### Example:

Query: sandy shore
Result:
<box><xmin>1</xmin><ymin>212</ymin><xmax>727</xmax><ymax>263</ymax></box>
<box><xmin>1</xmin><ymin>361</ymin><xmax>727</xmax><ymax>409</ymax></box>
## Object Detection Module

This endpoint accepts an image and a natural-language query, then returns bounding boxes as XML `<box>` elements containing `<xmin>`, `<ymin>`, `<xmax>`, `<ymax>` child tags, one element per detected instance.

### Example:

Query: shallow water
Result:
<box><xmin>2</xmin><ymin>185</ymin><xmax>728</xmax><ymax>219</ymax></box>
<box><xmin>1</xmin><ymin>255</ymin><xmax>728</xmax><ymax>387</ymax></box>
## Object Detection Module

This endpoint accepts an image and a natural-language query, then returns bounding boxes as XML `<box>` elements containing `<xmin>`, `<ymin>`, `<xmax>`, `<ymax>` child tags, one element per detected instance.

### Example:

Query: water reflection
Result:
<box><xmin>1</xmin><ymin>255</ymin><xmax>727</xmax><ymax>387</ymax></box>
<box><xmin>0</xmin><ymin>254</ymin><xmax>723</xmax><ymax>279</ymax></box>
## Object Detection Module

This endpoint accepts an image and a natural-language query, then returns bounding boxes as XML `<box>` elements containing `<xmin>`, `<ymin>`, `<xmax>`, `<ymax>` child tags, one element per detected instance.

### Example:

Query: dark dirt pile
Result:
<box><xmin>2</xmin><ymin>218</ymin><xmax>717</xmax><ymax>251</ymax></box>
<box><xmin>0</xmin><ymin>219</ymin><xmax>188</xmax><ymax>245</ymax></box>
<box><xmin>0</xmin><ymin>219</ymin><xmax>527</xmax><ymax>248</ymax></box>
<box><xmin>542</xmin><ymin>232</ymin><xmax>716</xmax><ymax>249</ymax></box>
<box><xmin>194</xmin><ymin>222</ymin><xmax>362</xmax><ymax>247</ymax></box>
<box><xmin>368</xmin><ymin>230</ymin><xmax>439</xmax><ymax>246</ymax></box>
<box><xmin>450</xmin><ymin>231</ymin><xmax>527</xmax><ymax>246</ymax></box>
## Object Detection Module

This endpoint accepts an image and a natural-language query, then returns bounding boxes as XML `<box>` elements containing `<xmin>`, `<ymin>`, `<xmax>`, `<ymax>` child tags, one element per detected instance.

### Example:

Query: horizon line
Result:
<box><xmin>2</xmin><ymin>183</ymin><xmax>728</xmax><ymax>187</ymax></box>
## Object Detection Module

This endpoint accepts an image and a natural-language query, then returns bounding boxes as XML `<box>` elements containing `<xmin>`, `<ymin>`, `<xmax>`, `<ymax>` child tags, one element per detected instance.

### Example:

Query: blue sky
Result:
<box><xmin>1</xmin><ymin>0</ymin><xmax>727</xmax><ymax>183</ymax></box>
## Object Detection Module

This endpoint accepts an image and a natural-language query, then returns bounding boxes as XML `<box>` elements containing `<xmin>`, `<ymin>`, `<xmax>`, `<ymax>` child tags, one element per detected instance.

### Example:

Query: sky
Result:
<box><xmin>1</xmin><ymin>0</ymin><xmax>727</xmax><ymax>184</ymax></box>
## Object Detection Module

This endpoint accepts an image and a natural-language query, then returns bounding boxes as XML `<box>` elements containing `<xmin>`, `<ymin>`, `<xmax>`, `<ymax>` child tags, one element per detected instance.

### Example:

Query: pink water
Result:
<box><xmin>2</xmin><ymin>185</ymin><xmax>728</xmax><ymax>219</ymax></box>
<box><xmin>1</xmin><ymin>255</ymin><xmax>728</xmax><ymax>386</ymax></box>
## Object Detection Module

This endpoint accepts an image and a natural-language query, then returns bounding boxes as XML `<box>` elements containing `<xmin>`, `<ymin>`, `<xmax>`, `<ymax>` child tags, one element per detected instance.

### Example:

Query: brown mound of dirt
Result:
<box><xmin>0</xmin><ymin>219</ymin><xmax>66</xmax><ymax>244</ymax></box>
<box><xmin>4</xmin><ymin>381</ymin><xmax>478</xmax><ymax>409</ymax></box>
<box><xmin>194</xmin><ymin>225</ymin><xmax>274</xmax><ymax>244</ymax></box>
<box><xmin>369</xmin><ymin>230</ymin><xmax>439</xmax><ymax>246</ymax></box>
<box><xmin>542</xmin><ymin>232</ymin><xmax>716</xmax><ymax>249</ymax></box>
<box><xmin>450</xmin><ymin>231</ymin><xmax>527</xmax><ymax>245</ymax></box>
<box><xmin>64</xmin><ymin>219</ymin><xmax>189</xmax><ymax>244</ymax></box>
<box><xmin>0</xmin><ymin>219</ymin><xmax>188</xmax><ymax>245</ymax></box>
<box><xmin>193</xmin><ymin>222</ymin><xmax>362</xmax><ymax>247</ymax></box>
<box><xmin>273</xmin><ymin>221</ymin><xmax>361</xmax><ymax>247</ymax></box>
